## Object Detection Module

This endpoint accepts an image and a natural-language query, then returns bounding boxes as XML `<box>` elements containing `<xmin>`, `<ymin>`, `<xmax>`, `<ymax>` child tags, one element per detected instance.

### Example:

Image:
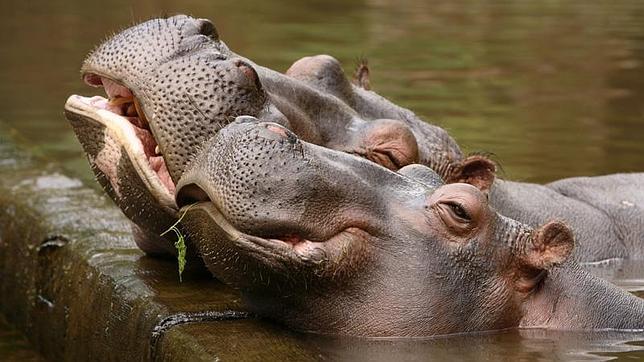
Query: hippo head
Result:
<box><xmin>63</xmin><ymin>15</ymin><xmax>499</xmax><ymax>256</ymax></box>
<box><xmin>175</xmin><ymin>117</ymin><xmax>575</xmax><ymax>337</ymax></box>
<box><xmin>63</xmin><ymin>15</ymin><xmax>268</xmax><ymax>253</ymax></box>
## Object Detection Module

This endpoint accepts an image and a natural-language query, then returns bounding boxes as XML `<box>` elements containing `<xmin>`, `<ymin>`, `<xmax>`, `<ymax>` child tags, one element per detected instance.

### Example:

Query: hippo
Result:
<box><xmin>64</xmin><ymin>15</ymin><xmax>476</xmax><ymax>257</ymax></box>
<box><xmin>172</xmin><ymin>118</ymin><xmax>644</xmax><ymax>337</ymax></box>
<box><xmin>489</xmin><ymin>175</ymin><xmax>644</xmax><ymax>261</ymax></box>
<box><xmin>295</xmin><ymin>57</ymin><xmax>644</xmax><ymax>262</ymax></box>
<box><xmin>64</xmin><ymin>15</ymin><xmax>642</xmax><ymax>264</ymax></box>
<box><xmin>423</xmin><ymin>160</ymin><xmax>644</xmax><ymax>261</ymax></box>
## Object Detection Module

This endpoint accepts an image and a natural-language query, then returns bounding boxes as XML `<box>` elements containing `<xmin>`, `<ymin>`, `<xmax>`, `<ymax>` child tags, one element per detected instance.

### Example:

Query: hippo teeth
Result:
<box><xmin>95</xmin><ymin>75</ymin><xmax>151</xmax><ymax>130</ymax></box>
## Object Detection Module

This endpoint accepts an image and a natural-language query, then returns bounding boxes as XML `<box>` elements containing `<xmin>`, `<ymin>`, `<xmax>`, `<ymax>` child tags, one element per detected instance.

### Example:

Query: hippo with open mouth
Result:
<box><xmin>64</xmin><ymin>15</ymin><xmax>643</xmax><ymax>263</ymax></box>
<box><xmin>63</xmin><ymin>15</ymin><xmax>474</xmax><ymax>256</ymax></box>
<box><xmin>172</xmin><ymin>118</ymin><xmax>644</xmax><ymax>337</ymax></box>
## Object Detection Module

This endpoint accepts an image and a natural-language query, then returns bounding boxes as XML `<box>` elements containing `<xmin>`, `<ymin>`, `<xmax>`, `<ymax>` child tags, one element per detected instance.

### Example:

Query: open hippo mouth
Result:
<box><xmin>64</xmin><ymin>74</ymin><xmax>175</xmax><ymax>208</ymax></box>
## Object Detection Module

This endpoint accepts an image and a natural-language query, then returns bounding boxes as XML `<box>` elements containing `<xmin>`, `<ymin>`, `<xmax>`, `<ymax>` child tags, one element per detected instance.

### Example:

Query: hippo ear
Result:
<box><xmin>515</xmin><ymin>220</ymin><xmax>574</xmax><ymax>293</ymax></box>
<box><xmin>524</xmin><ymin>220</ymin><xmax>575</xmax><ymax>270</ymax></box>
<box><xmin>447</xmin><ymin>155</ymin><xmax>496</xmax><ymax>192</ymax></box>
<box><xmin>352</xmin><ymin>58</ymin><xmax>370</xmax><ymax>90</ymax></box>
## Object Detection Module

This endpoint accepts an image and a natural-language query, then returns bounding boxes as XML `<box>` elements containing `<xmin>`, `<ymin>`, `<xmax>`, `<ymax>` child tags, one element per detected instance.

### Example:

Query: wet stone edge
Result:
<box><xmin>0</xmin><ymin>138</ymin><xmax>251</xmax><ymax>361</ymax></box>
<box><xmin>150</xmin><ymin>310</ymin><xmax>251</xmax><ymax>360</ymax></box>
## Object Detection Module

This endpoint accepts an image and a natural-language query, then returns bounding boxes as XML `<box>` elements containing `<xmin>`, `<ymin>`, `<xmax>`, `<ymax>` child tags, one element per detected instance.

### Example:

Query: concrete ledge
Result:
<box><xmin>0</xmin><ymin>137</ymin><xmax>319</xmax><ymax>361</ymax></box>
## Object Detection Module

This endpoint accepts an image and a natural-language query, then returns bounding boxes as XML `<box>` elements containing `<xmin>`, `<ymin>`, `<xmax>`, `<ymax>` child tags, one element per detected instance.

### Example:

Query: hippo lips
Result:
<box><xmin>183</xmin><ymin>202</ymin><xmax>364</xmax><ymax>265</ymax></box>
<box><xmin>64</xmin><ymin>75</ymin><xmax>175</xmax><ymax>209</ymax></box>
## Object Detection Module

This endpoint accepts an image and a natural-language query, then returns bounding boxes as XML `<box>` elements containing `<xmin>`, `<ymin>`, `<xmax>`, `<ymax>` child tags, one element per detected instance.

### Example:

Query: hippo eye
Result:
<box><xmin>446</xmin><ymin>202</ymin><xmax>470</xmax><ymax>221</ymax></box>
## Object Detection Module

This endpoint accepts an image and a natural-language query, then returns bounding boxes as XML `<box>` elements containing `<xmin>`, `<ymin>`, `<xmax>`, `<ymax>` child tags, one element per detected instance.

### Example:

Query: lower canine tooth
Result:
<box><xmin>155</xmin><ymin>145</ymin><xmax>161</xmax><ymax>155</ymax></box>
<box><xmin>108</xmin><ymin>96</ymin><xmax>133</xmax><ymax>106</ymax></box>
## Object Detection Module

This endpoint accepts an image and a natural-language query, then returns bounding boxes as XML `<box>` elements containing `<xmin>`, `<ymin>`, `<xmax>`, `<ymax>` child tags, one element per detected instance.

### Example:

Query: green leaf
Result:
<box><xmin>161</xmin><ymin>204</ymin><xmax>195</xmax><ymax>282</ymax></box>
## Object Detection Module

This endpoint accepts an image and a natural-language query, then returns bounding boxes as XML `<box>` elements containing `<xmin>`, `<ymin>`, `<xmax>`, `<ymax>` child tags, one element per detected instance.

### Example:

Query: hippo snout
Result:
<box><xmin>176</xmin><ymin>117</ymin><xmax>391</xmax><ymax>243</ymax></box>
<box><xmin>175</xmin><ymin>117</ymin><xmax>317</xmax><ymax>237</ymax></box>
<box><xmin>175</xmin><ymin>117</ymin><xmax>300</xmax><ymax>208</ymax></box>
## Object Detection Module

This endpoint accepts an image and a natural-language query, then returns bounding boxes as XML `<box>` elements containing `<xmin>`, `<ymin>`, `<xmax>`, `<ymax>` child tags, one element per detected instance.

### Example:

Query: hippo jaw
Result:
<box><xmin>64</xmin><ymin>84</ymin><xmax>175</xmax><ymax>210</ymax></box>
<box><xmin>180</xmin><ymin>201</ymin><xmax>363</xmax><ymax>270</ymax></box>
<box><xmin>64</xmin><ymin>14</ymin><xmax>242</xmax><ymax>214</ymax></box>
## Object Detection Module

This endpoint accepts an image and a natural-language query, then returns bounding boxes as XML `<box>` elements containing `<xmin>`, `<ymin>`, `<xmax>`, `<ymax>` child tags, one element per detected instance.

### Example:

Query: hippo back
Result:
<box><xmin>546</xmin><ymin>173</ymin><xmax>644</xmax><ymax>260</ymax></box>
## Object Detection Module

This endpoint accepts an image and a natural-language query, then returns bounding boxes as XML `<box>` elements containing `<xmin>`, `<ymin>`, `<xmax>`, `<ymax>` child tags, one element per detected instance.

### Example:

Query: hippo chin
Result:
<box><xmin>172</xmin><ymin>118</ymin><xmax>644</xmax><ymax>337</ymax></box>
<box><xmin>63</xmin><ymin>14</ymin><xmax>466</xmax><ymax>256</ymax></box>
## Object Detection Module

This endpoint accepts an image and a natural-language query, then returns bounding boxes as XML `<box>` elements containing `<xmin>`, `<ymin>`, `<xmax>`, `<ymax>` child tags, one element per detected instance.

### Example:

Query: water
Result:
<box><xmin>2</xmin><ymin>0</ymin><xmax>644</xmax><ymax>184</ymax></box>
<box><xmin>0</xmin><ymin>0</ymin><xmax>643</xmax><ymax>359</ymax></box>
<box><xmin>303</xmin><ymin>330</ymin><xmax>644</xmax><ymax>361</ymax></box>
<box><xmin>0</xmin><ymin>315</ymin><xmax>43</xmax><ymax>361</ymax></box>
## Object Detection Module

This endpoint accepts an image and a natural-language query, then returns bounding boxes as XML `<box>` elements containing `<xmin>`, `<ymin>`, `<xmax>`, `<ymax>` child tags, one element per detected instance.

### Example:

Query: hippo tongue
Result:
<box><xmin>132</xmin><ymin>125</ymin><xmax>157</xmax><ymax>157</ymax></box>
<box><xmin>132</xmin><ymin>123</ymin><xmax>176</xmax><ymax>194</ymax></box>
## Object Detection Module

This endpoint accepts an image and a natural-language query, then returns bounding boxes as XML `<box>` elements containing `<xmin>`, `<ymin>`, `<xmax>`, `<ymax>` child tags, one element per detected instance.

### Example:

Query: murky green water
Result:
<box><xmin>1</xmin><ymin>0</ymin><xmax>643</xmax><ymax>360</ymax></box>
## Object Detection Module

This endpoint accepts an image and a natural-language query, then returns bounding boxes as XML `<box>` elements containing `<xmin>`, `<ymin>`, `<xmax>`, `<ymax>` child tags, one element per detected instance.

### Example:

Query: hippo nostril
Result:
<box><xmin>197</xmin><ymin>18</ymin><xmax>218</xmax><ymax>40</ymax></box>
<box><xmin>234</xmin><ymin>116</ymin><xmax>260</xmax><ymax>125</ymax></box>
<box><xmin>234</xmin><ymin>60</ymin><xmax>262</xmax><ymax>90</ymax></box>
<box><xmin>176</xmin><ymin>183</ymin><xmax>211</xmax><ymax>208</ymax></box>
<box><xmin>264</xmin><ymin>124</ymin><xmax>290</xmax><ymax>138</ymax></box>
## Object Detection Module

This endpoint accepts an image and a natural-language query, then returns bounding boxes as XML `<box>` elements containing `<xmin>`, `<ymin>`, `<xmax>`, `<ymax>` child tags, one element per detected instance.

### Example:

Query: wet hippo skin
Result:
<box><xmin>63</xmin><ymin>15</ymin><xmax>643</xmax><ymax>264</ymax></box>
<box><xmin>172</xmin><ymin>118</ymin><xmax>644</xmax><ymax>337</ymax></box>
<box><xmin>488</xmin><ymin>174</ymin><xmax>644</xmax><ymax>262</ymax></box>
<box><xmin>63</xmin><ymin>15</ymin><xmax>463</xmax><ymax>258</ymax></box>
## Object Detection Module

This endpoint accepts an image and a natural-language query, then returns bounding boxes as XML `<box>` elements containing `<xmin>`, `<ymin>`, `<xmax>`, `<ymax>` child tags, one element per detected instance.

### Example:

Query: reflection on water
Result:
<box><xmin>0</xmin><ymin>0</ymin><xmax>643</xmax><ymax>359</ymax></box>
<box><xmin>0</xmin><ymin>315</ymin><xmax>43</xmax><ymax>361</ymax></box>
<box><xmin>302</xmin><ymin>329</ymin><xmax>644</xmax><ymax>362</ymax></box>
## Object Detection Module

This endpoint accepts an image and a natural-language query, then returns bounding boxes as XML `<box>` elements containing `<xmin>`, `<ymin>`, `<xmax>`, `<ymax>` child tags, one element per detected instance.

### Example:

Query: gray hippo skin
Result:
<box><xmin>288</xmin><ymin>54</ymin><xmax>644</xmax><ymax>263</ymax></box>
<box><xmin>172</xmin><ymin>118</ymin><xmax>644</xmax><ymax>337</ymax></box>
<box><xmin>63</xmin><ymin>15</ymin><xmax>466</xmax><ymax>256</ymax></box>
<box><xmin>64</xmin><ymin>15</ymin><xmax>642</xmax><ymax>263</ymax></box>
<box><xmin>488</xmin><ymin>175</ymin><xmax>644</xmax><ymax>261</ymax></box>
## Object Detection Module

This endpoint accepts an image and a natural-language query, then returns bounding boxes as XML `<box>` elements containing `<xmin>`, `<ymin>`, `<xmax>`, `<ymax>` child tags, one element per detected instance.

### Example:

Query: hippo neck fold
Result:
<box><xmin>258</xmin><ymin>65</ymin><xmax>360</xmax><ymax>143</ymax></box>
<box><xmin>520</xmin><ymin>261</ymin><xmax>644</xmax><ymax>330</ymax></box>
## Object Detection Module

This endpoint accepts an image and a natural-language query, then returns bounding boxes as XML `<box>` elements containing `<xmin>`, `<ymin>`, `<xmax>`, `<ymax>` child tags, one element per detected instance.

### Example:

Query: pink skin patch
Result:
<box><xmin>265</xmin><ymin>124</ymin><xmax>289</xmax><ymax>138</ymax></box>
<box><xmin>80</xmin><ymin>78</ymin><xmax>176</xmax><ymax>196</ymax></box>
